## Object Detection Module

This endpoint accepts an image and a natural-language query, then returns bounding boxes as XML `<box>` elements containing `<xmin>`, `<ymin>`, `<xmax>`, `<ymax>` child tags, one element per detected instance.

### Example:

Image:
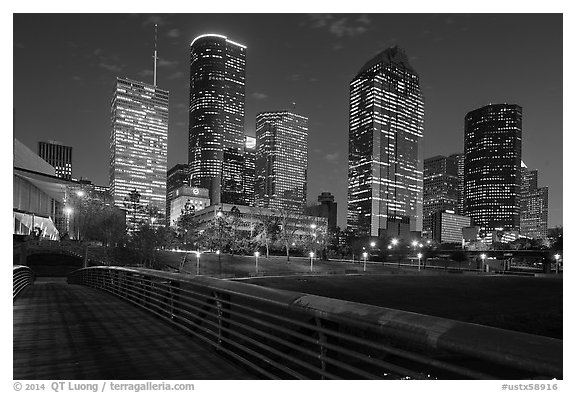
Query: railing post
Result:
<box><xmin>83</xmin><ymin>245</ymin><xmax>89</xmax><ymax>268</ymax></box>
<box><xmin>315</xmin><ymin>316</ymin><xmax>328</xmax><ymax>379</ymax></box>
<box><xmin>214</xmin><ymin>292</ymin><xmax>224</xmax><ymax>348</ymax></box>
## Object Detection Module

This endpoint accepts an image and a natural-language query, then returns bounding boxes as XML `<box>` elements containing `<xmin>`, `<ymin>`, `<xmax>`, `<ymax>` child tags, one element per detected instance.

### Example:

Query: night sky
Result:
<box><xmin>13</xmin><ymin>13</ymin><xmax>563</xmax><ymax>229</ymax></box>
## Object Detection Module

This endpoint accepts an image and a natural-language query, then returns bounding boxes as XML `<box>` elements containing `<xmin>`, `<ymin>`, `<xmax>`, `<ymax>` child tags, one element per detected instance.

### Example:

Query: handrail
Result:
<box><xmin>13</xmin><ymin>265</ymin><xmax>34</xmax><ymax>300</ymax></box>
<box><xmin>68</xmin><ymin>266</ymin><xmax>562</xmax><ymax>380</ymax></box>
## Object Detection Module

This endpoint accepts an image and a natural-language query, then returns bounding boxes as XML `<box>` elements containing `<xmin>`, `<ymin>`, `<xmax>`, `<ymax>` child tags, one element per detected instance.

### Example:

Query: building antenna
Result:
<box><xmin>153</xmin><ymin>24</ymin><xmax>158</xmax><ymax>86</ymax></box>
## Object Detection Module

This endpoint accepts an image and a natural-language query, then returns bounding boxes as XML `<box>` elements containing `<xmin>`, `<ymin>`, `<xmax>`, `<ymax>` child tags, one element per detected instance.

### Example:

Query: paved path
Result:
<box><xmin>13</xmin><ymin>278</ymin><xmax>255</xmax><ymax>380</ymax></box>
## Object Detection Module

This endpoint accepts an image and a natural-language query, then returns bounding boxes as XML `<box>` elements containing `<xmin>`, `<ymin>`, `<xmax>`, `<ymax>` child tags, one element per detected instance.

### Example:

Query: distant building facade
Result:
<box><xmin>255</xmin><ymin>111</ymin><xmax>308</xmax><ymax>212</ymax></box>
<box><xmin>463</xmin><ymin>104</ymin><xmax>522</xmax><ymax>232</ymax></box>
<box><xmin>423</xmin><ymin>155</ymin><xmax>459</xmax><ymax>238</ymax></box>
<box><xmin>38</xmin><ymin>141</ymin><xmax>72</xmax><ymax>180</ymax></box>
<box><xmin>169</xmin><ymin>186</ymin><xmax>210</xmax><ymax>226</ymax></box>
<box><xmin>304</xmin><ymin>192</ymin><xmax>338</xmax><ymax>232</ymax></box>
<box><xmin>243</xmin><ymin>136</ymin><xmax>256</xmax><ymax>206</ymax></box>
<box><xmin>451</xmin><ymin>153</ymin><xmax>465</xmax><ymax>215</ymax></box>
<box><xmin>347</xmin><ymin>47</ymin><xmax>424</xmax><ymax>238</ymax></box>
<box><xmin>520</xmin><ymin>162</ymin><xmax>548</xmax><ymax>240</ymax></box>
<box><xmin>109</xmin><ymin>78</ymin><xmax>169</xmax><ymax>229</ymax></box>
<box><xmin>431</xmin><ymin>210</ymin><xmax>471</xmax><ymax>244</ymax></box>
<box><xmin>188</xmin><ymin>34</ymin><xmax>246</xmax><ymax>206</ymax></box>
<box><xmin>166</xmin><ymin>164</ymin><xmax>190</xmax><ymax>224</ymax></box>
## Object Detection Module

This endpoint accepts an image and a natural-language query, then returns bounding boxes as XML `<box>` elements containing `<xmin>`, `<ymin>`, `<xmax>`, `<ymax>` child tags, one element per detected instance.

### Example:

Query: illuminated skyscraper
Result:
<box><xmin>255</xmin><ymin>111</ymin><xmax>308</xmax><ymax>212</ymax></box>
<box><xmin>166</xmin><ymin>163</ymin><xmax>190</xmax><ymax>225</ymax></box>
<box><xmin>423</xmin><ymin>155</ymin><xmax>459</xmax><ymax>238</ymax></box>
<box><xmin>520</xmin><ymin>162</ymin><xmax>548</xmax><ymax>240</ymax></box>
<box><xmin>188</xmin><ymin>34</ymin><xmax>246</xmax><ymax>205</ymax></box>
<box><xmin>463</xmin><ymin>104</ymin><xmax>522</xmax><ymax>232</ymax></box>
<box><xmin>109</xmin><ymin>78</ymin><xmax>169</xmax><ymax>228</ymax></box>
<box><xmin>243</xmin><ymin>136</ymin><xmax>256</xmax><ymax>206</ymax></box>
<box><xmin>38</xmin><ymin>141</ymin><xmax>72</xmax><ymax>180</ymax></box>
<box><xmin>347</xmin><ymin>47</ymin><xmax>424</xmax><ymax>237</ymax></box>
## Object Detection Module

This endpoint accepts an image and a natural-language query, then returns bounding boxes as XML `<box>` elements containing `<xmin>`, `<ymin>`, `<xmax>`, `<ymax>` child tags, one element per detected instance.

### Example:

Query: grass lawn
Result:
<box><xmin>241</xmin><ymin>274</ymin><xmax>562</xmax><ymax>339</ymax></box>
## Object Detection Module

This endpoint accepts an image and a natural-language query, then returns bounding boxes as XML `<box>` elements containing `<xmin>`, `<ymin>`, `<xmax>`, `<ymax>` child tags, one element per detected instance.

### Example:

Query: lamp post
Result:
<box><xmin>362</xmin><ymin>252</ymin><xmax>368</xmax><ymax>272</ymax></box>
<box><xmin>391</xmin><ymin>238</ymin><xmax>399</xmax><ymax>269</ymax></box>
<box><xmin>64</xmin><ymin>206</ymin><xmax>73</xmax><ymax>238</ymax></box>
<box><xmin>216</xmin><ymin>210</ymin><xmax>223</xmax><ymax>273</ymax></box>
<box><xmin>195</xmin><ymin>250</ymin><xmax>201</xmax><ymax>275</ymax></box>
<box><xmin>309</xmin><ymin>251</ymin><xmax>315</xmax><ymax>272</ymax></box>
<box><xmin>255</xmin><ymin>251</ymin><xmax>260</xmax><ymax>275</ymax></box>
<box><xmin>417</xmin><ymin>252</ymin><xmax>422</xmax><ymax>272</ymax></box>
<box><xmin>481</xmin><ymin>253</ymin><xmax>486</xmax><ymax>272</ymax></box>
<box><xmin>554</xmin><ymin>254</ymin><xmax>560</xmax><ymax>274</ymax></box>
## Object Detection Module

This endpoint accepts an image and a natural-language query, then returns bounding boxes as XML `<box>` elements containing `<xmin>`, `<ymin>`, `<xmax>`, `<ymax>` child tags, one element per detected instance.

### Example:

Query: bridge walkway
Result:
<box><xmin>13</xmin><ymin>278</ymin><xmax>255</xmax><ymax>380</ymax></box>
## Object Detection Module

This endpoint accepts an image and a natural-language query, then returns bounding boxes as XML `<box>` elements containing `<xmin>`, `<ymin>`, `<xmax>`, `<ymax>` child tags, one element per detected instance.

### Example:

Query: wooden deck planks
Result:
<box><xmin>13</xmin><ymin>280</ymin><xmax>256</xmax><ymax>380</ymax></box>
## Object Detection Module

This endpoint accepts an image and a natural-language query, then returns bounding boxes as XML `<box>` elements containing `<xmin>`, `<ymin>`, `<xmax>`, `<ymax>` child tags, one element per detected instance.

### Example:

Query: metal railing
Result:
<box><xmin>13</xmin><ymin>265</ymin><xmax>34</xmax><ymax>300</ymax></box>
<box><xmin>68</xmin><ymin>266</ymin><xmax>562</xmax><ymax>380</ymax></box>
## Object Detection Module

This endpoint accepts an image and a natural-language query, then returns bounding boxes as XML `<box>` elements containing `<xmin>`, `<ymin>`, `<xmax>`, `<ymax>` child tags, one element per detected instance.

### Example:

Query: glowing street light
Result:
<box><xmin>412</xmin><ymin>240</ymin><xmax>418</xmax><ymax>247</ymax></box>
<box><xmin>480</xmin><ymin>253</ymin><xmax>487</xmax><ymax>272</ymax></box>
<box><xmin>76</xmin><ymin>190</ymin><xmax>86</xmax><ymax>198</ymax></box>
<box><xmin>309</xmin><ymin>251</ymin><xmax>315</xmax><ymax>272</ymax></box>
<box><xmin>370</xmin><ymin>241</ymin><xmax>376</xmax><ymax>248</ymax></box>
<box><xmin>255</xmin><ymin>251</ymin><xmax>260</xmax><ymax>275</ymax></box>
<box><xmin>362</xmin><ymin>252</ymin><xmax>368</xmax><ymax>272</ymax></box>
<box><xmin>417</xmin><ymin>252</ymin><xmax>422</xmax><ymax>272</ymax></box>
<box><xmin>195</xmin><ymin>250</ymin><xmax>201</xmax><ymax>275</ymax></box>
<box><xmin>554</xmin><ymin>254</ymin><xmax>561</xmax><ymax>274</ymax></box>
<box><xmin>391</xmin><ymin>238</ymin><xmax>398</xmax><ymax>246</ymax></box>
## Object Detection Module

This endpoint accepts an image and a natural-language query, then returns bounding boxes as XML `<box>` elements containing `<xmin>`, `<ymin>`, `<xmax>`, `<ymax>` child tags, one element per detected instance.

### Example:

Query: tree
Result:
<box><xmin>176</xmin><ymin>200</ymin><xmax>198</xmax><ymax>250</ymax></box>
<box><xmin>123</xmin><ymin>189</ymin><xmax>144</xmax><ymax>231</ymax></box>
<box><xmin>276</xmin><ymin>208</ymin><xmax>300</xmax><ymax>261</ymax></box>
<box><xmin>252</xmin><ymin>207</ymin><xmax>280</xmax><ymax>258</ymax></box>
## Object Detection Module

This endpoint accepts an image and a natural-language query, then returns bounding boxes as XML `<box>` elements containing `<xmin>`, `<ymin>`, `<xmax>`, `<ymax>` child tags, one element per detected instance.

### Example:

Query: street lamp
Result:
<box><xmin>362</xmin><ymin>252</ymin><xmax>368</xmax><ymax>272</ymax></box>
<box><xmin>417</xmin><ymin>252</ymin><xmax>422</xmax><ymax>272</ymax></box>
<box><xmin>64</xmin><ymin>206</ymin><xmax>73</xmax><ymax>237</ymax></box>
<box><xmin>195</xmin><ymin>250</ymin><xmax>201</xmax><ymax>275</ymax></box>
<box><xmin>255</xmin><ymin>251</ymin><xmax>260</xmax><ymax>275</ymax></box>
<box><xmin>309</xmin><ymin>251</ymin><xmax>315</xmax><ymax>272</ymax></box>
<box><xmin>391</xmin><ymin>238</ymin><xmax>398</xmax><ymax>246</ymax></box>
<box><xmin>76</xmin><ymin>190</ymin><xmax>85</xmax><ymax>198</ymax></box>
<box><xmin>554</xmin><ymin>254</ymin><xmax>560</xmax><ymax>274</ymax></box>
<box><xmin>370</xmin><ymin>241</ymin><xmax>376</xmax><ymax>248</ymax></box>
<box><xmin>481</xmin><ymin>253</ymin><xmax>486</xmax><ymax>272</ymax></box>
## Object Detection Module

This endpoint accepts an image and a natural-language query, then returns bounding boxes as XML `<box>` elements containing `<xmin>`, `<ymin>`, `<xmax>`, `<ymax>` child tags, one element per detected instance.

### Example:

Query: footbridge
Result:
<box><xmin>13</xmin><ymin>265</ymin><xmax>563</xmax><ymax>380</ymax></box>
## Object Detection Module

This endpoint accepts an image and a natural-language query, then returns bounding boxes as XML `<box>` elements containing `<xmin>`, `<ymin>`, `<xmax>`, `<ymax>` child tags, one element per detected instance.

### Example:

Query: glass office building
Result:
<box><xmin>255</xmin><ymin>111</ymin><xmax>308</xmax><ymax>212</ymax></box>
<box><xmin>38</xmin><ymin>141</ymin><xmax>73</xmax><ymax>180</ymax></box>
<box><xmin>347</xmin><ymin>47</ymin><xmax>424</xmax><ymax>237</ymax></box>
<box><xmin>463</xmin><ymin>104</ymin><xmax>522</xmax><ymax>231</ymax></box>
<box><xmin>109</xmin><ymin>78</ymin><xmax>169</xmax><ymax>228</ymax></box>
<box><xmin>188</xmin><ymin>34</ymin><xmax>246</xmax><ymax>205</ymax></box>
<box><xmin>423</xmin><ymin>155</ymin><xmax>459</xmax><ymax>238</ymax></box>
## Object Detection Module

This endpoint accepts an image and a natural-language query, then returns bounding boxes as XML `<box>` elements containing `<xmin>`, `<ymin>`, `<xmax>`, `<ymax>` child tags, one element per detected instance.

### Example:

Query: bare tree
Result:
<box><xmin>252</xmin><ymin>206</ymin><xmax>280</xmax><ymax>258</ymax></box>
<box><xmin>277</xmin><ymin>208</ymin><xmax>300</xmax><ymax>261</ymax></box>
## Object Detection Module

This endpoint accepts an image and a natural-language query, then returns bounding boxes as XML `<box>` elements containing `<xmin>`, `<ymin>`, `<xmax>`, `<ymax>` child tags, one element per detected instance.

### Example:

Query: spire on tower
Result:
<box><xmin>153</xmin><ymin>24</ymin><xmax>158</xmax><ymax>86</ymax></box>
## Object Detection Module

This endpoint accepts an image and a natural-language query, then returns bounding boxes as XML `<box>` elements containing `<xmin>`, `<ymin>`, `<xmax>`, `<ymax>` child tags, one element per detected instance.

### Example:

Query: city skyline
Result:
<box><xmin>13</xmin><ymin>13</ymin><xmax>563</xmax><ymax>229</ymax></box>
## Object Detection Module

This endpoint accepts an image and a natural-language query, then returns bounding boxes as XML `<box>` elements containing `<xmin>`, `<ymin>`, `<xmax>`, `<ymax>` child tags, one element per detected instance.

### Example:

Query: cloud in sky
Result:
<box><xmin>306</xmin><ymin>14</ymin><xmax>372</xmax><ymax>38</ymax></box>
<box><xmin>99</xmin><ymin>62</ymin><xmax>124</xmax><ymax>73</ymax></box>
<box><xmin>250</xmin><ymin>92</ymin><xmax>268</xmax><ymax>100</ymax></box>
<box><xmin>166</xmin><ymin>28</ymin><xmax>180</xmax><ymax>38</ymax></box>
<box><xmin>167</xmin><ymin>71</ymin><xmax>184</xmax><ymax>80</ymax></box>
<box><xmin>137</xmin><ymin>69</ymin><xmax>154</xmax><ymax>78</ymax></box>
<box><xmin>158</xmin><ymin>58</ymin><xmax>178</xmax><ymax>67</ymax></box>
<box><xmin>325</xmin><ymin>152</ymin><xmax>340</xmax><ymax>162</ymax></box>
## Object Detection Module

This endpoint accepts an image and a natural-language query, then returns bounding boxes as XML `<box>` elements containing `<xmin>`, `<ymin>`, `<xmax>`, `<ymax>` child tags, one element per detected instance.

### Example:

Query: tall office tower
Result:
<box><xmin>255</xmin><ymin>111</ymin><xmax>308</xmax><ymax>212</ymax></box>
<box><xmin>188</xmin><ymin>34</ymin><xmax>246</xmax><ymax>205</ymax></box>
<box><xmin>451</xmin><ymin>153</ymin><xmax>465</xmax><ymax>215</ymax></box>
<box><xmin>422</xmin><ymin>155</ymin><xmax>459</xmax><ymax>238</ymax></box>
<box><xmin>38</xmin><ymin>141</ymin><xmax>73</xmax><ymax>180</ymax></box>
<box><xmin>520</xmin><ymin>162</ymin><xmax>549</xmax><ymax>240</ymax></box>
<box><xmin>463</xmin><ymin>104</ymin><xmax>522</xmax><ymax>232</ymax></box>
<box><xmin>347</xmin><ymin>47</ymin><xmax>424</xmax><ymax>238</ymax></box>
<box><xmin>166</xmin><ymin>164</ymin><xmax>190</xmax><ymax>224</ymax></box>
<box><xmin>243</xmin><ymin>136</ymin><xmax>256</xmax><ymax>206</ymax></box>
<box><xmin>110</xmin><ymin>78</ymin><xmax>169</xmax><ymax>229</ymax></box>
